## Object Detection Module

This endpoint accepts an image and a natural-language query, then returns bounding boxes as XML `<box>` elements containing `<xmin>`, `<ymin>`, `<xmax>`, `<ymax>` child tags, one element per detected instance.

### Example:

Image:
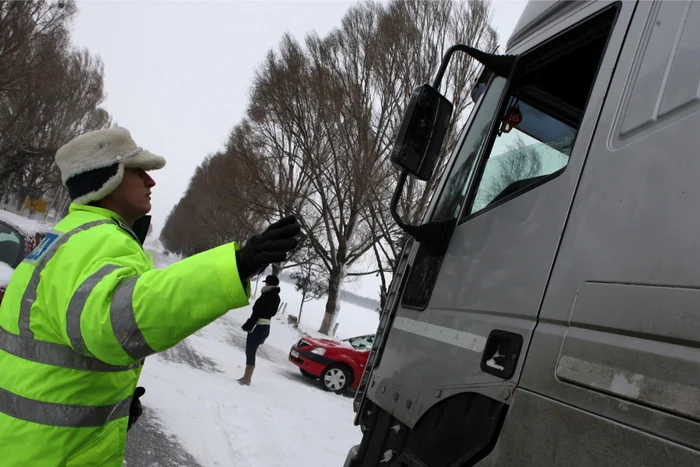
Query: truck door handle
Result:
<box><xmin>480</xmin><ymin>330</ymin><xmax>523</xmax><ymax>380</ymax></box>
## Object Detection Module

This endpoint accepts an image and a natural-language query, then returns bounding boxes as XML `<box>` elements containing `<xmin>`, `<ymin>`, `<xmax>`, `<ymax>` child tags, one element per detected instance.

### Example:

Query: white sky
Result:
<box><xmin>69</xmin><ymin>0</ymin><xmax>528</xmax><ymax>236</ymax></box>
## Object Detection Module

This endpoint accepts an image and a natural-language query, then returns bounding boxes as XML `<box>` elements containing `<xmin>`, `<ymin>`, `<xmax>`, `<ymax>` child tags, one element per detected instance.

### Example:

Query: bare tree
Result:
<box><xmin>0</xmin><ymin>1</ymin><xmax>110</xmax><ymax>212</ymax></box>
<box><xmin>289</xmin><ymin>241</ymin><xmax>328</xmax><ymax>326</ymax></box>
<box><xmin>362</xmin><ymin>0</ymin><xmax>498</xmax><ymax>308</ymax></box>
<box><xmin>160</xmin><ymin>146</ymin><xmax>266</xmax><ymax>256</ymax></box>
<box><xmin>225</xmin><ymin>118</ymin><xmax>317</xmax><ymax>275</ymax></box>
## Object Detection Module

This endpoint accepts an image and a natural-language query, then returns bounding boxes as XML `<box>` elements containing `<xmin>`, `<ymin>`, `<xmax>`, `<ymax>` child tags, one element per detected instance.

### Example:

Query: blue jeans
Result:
<box><xmin>245</xmin><ymin>324</ymin><xmax>270</xmax><ymax>366</ymax></box>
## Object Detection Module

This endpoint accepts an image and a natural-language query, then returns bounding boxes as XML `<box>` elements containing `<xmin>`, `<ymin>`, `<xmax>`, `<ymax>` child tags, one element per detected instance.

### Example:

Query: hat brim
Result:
<box><xmin>124</xmin><ymin>149</ymin><xmax>166</xmax><ymax>171</ymax></box>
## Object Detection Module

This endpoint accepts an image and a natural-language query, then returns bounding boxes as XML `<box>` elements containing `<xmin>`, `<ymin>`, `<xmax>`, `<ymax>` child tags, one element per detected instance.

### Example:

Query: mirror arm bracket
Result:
<box><xmin>432</xmin><ymin>44</ymin><xmax>517</xmax><ymax>90</ymax></box>
<box><xmin>391</xmin><ymin>171</ymin><xmax>454</xmax><ymax>256</ymax></box>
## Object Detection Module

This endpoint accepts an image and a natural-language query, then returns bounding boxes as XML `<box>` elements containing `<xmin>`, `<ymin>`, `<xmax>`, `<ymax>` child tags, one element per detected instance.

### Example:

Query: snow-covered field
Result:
<box><xmin>136</xmin><ymin>245</ymin><xmax>379</xmax><ymax>466</ymax></box>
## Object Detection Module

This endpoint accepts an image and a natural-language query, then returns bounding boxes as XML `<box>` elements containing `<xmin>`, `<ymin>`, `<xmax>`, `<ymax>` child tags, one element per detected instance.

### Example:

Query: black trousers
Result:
<box><xmin>245</xmin><ymin>324</ymin><xmax>270</xmax><ymax>366</ymax></box>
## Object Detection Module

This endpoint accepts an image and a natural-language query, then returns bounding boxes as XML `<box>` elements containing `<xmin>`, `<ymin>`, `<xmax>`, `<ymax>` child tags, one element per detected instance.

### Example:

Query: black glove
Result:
<box><xmin>242</xmin><ymin>319</ymin><xmax>255</xmax><ymax>332</ymax></box>
<box><xmin>236</xmin><ymin>215</ymin><xmax>301</xmax><ymax>282</ymax></box>
<box><xmin>127</xmin><ymin>386</ymin><xmax>146</xmax><ymax>431</ymax></box>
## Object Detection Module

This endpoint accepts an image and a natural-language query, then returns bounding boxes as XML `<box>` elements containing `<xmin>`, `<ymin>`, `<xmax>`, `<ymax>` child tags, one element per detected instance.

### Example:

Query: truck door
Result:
<box><xmin>354</xmin><ymin>2</ymin><xmax>631</xmax><ymax>466</ymax></box>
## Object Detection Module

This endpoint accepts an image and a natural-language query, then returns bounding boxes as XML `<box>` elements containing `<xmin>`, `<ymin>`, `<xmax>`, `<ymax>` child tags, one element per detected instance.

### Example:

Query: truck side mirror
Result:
<box><xmin>389</xmin><ymin>84</ymin><xmax>454</xmax><ymax>182</ymax></box>
<box><xmin>389</xmin><ymin>44</ymin><xmax>518</xmax><ymax>255</ymax></box>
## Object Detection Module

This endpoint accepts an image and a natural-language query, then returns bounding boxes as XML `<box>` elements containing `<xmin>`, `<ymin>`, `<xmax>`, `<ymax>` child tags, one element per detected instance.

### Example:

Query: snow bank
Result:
<box><xmin>0</xmin><ymin>210</ymin><xmax>53</xmax><ymax>236</ymax></box>
<box><xmin>0</xmin><ymin>262</ymin><xmax>14</xmax><ymax>287</ymax></box>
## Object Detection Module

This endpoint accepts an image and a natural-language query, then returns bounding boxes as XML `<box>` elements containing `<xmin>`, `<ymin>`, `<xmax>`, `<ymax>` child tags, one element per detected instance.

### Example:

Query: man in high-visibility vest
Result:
<box><xmin>0</xmin><ymin>127</ymin><xmax>300</xmax><ymax>466</ymax></box>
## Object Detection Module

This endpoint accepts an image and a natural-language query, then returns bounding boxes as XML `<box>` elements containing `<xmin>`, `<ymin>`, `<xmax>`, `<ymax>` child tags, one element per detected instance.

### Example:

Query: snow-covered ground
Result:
<box><xmin>131</xmin><ymin>244</ymin><xmax>379</xmax><ymax>466</ymax></box>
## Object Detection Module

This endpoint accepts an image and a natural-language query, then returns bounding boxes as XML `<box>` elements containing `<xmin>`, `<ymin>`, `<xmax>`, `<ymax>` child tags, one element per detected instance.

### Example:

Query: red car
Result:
<box><xmin>289</xmin><ymin>334</ymin><xmax>375</xmax><ymax>393</ymax></box>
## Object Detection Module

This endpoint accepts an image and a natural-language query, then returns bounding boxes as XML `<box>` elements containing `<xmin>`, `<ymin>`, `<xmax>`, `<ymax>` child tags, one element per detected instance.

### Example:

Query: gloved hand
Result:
<box><xmin>236</xmin><ymin>215</ymin><xmax>301</xmax><ymax>283</ymax></box>
<box><xmin>127</xmin><ymin>386</ymin><xmax>146</xmax><ymax>431</ymax></box>
<box><xmin>242</xmin><ymin>319</ymin><xmax>255</xmax><ymax>333</ymax></box>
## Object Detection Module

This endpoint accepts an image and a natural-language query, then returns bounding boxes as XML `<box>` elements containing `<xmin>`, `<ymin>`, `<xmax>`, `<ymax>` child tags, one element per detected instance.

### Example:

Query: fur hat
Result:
<box><xmin>55</xmin><ymin>127</ymin><xmax>166</xmax><ymax>205</ymax></box>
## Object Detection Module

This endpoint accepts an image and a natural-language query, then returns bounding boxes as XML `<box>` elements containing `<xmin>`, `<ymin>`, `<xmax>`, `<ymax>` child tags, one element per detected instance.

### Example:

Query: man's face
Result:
<box><xmin>103</xmin><ymin>168</ymin><xmax>156</xmax><ymax>222</ymax></box>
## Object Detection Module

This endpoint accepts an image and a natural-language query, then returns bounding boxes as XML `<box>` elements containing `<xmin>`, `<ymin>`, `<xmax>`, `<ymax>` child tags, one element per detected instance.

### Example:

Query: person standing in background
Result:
<box><xmin>238</xmin><ymin>275</ymin><xmax>281</xmax><ymax>385</ymax></box>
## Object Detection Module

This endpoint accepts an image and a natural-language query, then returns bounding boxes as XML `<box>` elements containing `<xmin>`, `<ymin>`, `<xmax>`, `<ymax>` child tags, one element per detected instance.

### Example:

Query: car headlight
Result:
<box><xmin>311</xmin><ymin>348</ymin><xmax>326</xmax><ymax>356</ymax></box>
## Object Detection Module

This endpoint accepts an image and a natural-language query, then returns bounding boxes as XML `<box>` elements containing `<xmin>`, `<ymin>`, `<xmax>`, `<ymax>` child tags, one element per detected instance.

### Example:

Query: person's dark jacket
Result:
<box><xmin>242</xmin><ymin>286</ymin><xmax>281</xmax><ymax>332</ymax></box>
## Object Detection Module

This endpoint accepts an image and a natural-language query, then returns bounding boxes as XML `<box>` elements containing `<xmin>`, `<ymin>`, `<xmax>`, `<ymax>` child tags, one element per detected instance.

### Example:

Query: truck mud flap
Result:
<box><xmin>350</xmin><ymin>392</ymin><xmax>507</xmax><ymax>467</ymax></box>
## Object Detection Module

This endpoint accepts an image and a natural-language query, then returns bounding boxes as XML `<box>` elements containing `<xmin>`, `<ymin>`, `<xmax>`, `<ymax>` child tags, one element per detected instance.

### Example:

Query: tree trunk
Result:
<box><xmin>318</xmin><ymin>266</ymin><xmax>344</xmax><ymax>335</ymax></box>
<box><xmin>298</xmin><ymin>295</ymin><xmax>305</xmax><ymax>326</ymax></box>
<box><xmin>271</xmin><ymin>263</ymin><xmax>281</xmax><ymax>277</ymax></box>
<box><xmin>378</xmin><ymin>285</ymin><xmax>388</xmax><ymax>313</ymax></box>
<box><xmin>16</xmin><ymin>194</ymin><xmax>25</xmax><ymax>213</ymax></box>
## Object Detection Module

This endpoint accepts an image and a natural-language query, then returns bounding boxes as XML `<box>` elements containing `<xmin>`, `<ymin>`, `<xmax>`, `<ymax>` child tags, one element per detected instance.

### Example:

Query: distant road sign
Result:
<box><xmin>24</xmin><ymin>198</ymin><xmax>49</xmax><ymax>214</ymax></box>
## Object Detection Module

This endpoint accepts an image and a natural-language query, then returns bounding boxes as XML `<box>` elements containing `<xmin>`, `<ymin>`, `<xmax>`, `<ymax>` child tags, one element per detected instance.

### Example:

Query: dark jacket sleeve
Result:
<box><xmin>243</xmin><ymin>292</ymin><xmax>281</xmax><ymax>330</ymax></box>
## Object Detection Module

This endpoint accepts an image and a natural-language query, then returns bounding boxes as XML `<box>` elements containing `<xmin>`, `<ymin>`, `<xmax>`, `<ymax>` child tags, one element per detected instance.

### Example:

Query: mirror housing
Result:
<box><xmin>389</xmin><ymin>84</ymin><xmax>453</xmax><ymax>182</ymax></box>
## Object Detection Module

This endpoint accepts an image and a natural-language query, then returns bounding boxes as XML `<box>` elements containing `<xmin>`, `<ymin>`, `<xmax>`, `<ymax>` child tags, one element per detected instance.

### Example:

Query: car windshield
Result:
<box><xmin>346</xmin><ymin>335</ymin><xmax>374</xmax><ymax>351</ymax></box>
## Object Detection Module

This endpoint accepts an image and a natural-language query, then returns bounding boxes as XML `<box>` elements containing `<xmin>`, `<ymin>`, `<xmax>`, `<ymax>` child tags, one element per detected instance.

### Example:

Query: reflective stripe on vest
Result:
<box><xmin>110</xmin><ymin>276</ymin><xmax>155</xmax><ymax>360</ymax></box>
<box><xmin>66</xmin><ymin>264</ymin><xmax>123</xmax><ymax>356</ymax></box>
<box><xmin>0</xmin><ymin>385</ymin><xmax>131</xmax><ymax>427</ymax></box>
<box><xmin>0</xmin><ymin>325</ymin><xmax>139</xmax><ymax>372</ymax></box>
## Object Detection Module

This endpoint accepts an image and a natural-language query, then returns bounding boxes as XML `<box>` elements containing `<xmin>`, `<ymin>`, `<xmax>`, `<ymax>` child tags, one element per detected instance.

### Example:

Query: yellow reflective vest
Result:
<box><xmin>0</xmin><ymin>204</ymin><xmax>250</xmax><ymax>466</ymax></box>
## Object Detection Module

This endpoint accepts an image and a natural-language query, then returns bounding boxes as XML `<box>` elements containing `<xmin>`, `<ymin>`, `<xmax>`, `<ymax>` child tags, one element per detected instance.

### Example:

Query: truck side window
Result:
<box><xmin>464</xmin><ymin>6</ymin><xmax>617</xmax><ymax>218</ymax></box>
<box><xmin>469</xmin><ymin>98</ymin><xmax>575</xmax><ymax>214</ymax></box>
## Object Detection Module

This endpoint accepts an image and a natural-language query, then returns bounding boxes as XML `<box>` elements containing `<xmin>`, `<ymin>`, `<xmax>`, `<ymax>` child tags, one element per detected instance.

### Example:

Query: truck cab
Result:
<box><xmin>347</xmin><ymin>1</ymin><xmax>700</xmax><ymax>465</ymax></box>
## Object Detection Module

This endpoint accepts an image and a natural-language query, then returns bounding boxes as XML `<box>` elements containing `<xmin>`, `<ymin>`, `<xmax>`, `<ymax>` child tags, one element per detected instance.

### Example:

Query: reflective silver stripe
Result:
<box><xmin>66</xmin><ymin>264</ymin><xmax>122</xmax><ymax>356</ymax></box>
<box><xmin>18</xmin><ymin>220</ymin><xmax>112</xmax><ymax>338</ymax></box>
<box><xmin>0</xmin><ymin>385</ymin><xmax>131</xmax><ymax>427</ymax></box>
<box><xmin>0</xmin><ymin>325</ymin><xmax>140</xmax><ymax>372</ymax></box>
<box><xmin>110</xmin><ymin>276</ymin><xmax>155</xmax><ymax>360</ymax></box>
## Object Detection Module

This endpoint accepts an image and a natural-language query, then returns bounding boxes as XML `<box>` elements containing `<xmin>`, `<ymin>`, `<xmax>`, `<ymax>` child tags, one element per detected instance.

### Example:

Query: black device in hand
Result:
<box><xmin>127</xmin><ymin>386</ymin><xmax>146</xmax><ymax>431</ymax></box>
<box><xmin>236</xmin><ymin>215</ymin><xmax>301</xmax><ymax>282</ymax></box>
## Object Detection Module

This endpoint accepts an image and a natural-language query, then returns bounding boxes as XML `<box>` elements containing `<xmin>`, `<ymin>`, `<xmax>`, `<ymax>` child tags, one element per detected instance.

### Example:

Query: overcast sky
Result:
<box><xmin>69</xmin><ymin>0</ymin><xmax>527</xmax><ymax>237</ymax></box>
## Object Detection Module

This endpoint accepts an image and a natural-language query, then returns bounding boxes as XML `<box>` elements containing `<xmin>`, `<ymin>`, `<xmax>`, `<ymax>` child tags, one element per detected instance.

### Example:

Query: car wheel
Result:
<box><xmin>300</xmin><ymin>369</ymin><xmax>316</xmax><ymax>378</ymax></box>
<box><xmin>320</xmin><ymin>365</ymin><xmax>350</xmax><ymax>393</ymax></box>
